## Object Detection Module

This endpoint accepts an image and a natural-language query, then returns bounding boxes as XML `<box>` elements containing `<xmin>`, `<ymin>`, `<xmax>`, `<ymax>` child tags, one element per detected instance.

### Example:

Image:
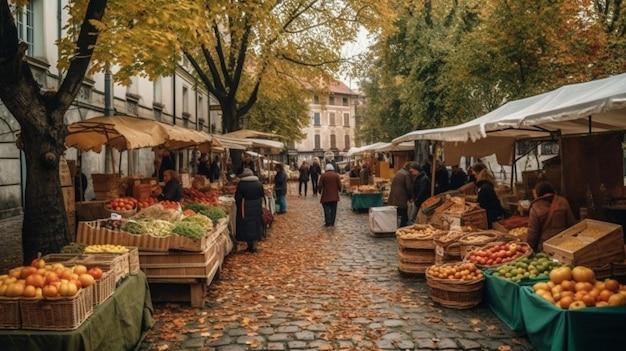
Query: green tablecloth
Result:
<box><xmin>351</xmin><ymin>192</ymin><xmax>384</xmax><ymax>210</ymax></box>
<box><xmin>483</xmin><ymin>271</ymin><xmax>547</xmax><ymax>333</ymax></box>
<box><xmin>0</xmin><ymin>271</ymin><xmax>154</xmax><ymax>351</ymax></box>
<box><xmin>519</xmin><ymin>286</ymin><xmax>626</xmax><ymax>351</ymax></box>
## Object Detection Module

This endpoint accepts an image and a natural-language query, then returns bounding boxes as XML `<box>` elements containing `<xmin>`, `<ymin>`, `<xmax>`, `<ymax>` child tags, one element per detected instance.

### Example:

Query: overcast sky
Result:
<box><xmin>341</xmin><ymin>27</ymin><xmax>373</xmax><ymax>90</ymax></box>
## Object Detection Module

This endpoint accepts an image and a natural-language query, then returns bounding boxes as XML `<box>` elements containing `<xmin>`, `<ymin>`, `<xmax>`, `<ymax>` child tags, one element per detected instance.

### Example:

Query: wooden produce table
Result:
<box><xmin>351</xmin><ymin>192</ymin><xmax>384</xmax><ymax>211</ymax></box>
<box><xmin>0</xmin><ymin>272</ymin><xmax>153</xmax><ymax>351</ymax></box>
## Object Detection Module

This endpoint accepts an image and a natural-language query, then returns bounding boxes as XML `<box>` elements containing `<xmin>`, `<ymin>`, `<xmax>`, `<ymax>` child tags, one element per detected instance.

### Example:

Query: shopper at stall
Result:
<box><xmin>435</xmin><ymin>162</ymin><xmax>450</xmax><ymax>194</ymax></box>
<box><xmin>197</xmin><ymin>153</ymin><xmax>210</xmax><ymax>178</ymax></box>
<box><xmin>449</xmin><ymin>164</ymin><xmax>468</xmax><ymax>190</ymax></box>
<box><xmin>411</xmin><ymin>163</ymin><xmax>432</xmax><ymax>219</ymax></box>
<box><xmin>527</xmin><ymin>181</ymin><xmax>576</xmax><ymax>251</ymax></box>
<box><xmin>209</xmin><ymin>155</ymin><xmax>220</xmax><ymax>182</ymax></box>
<box><xmin>239</xmin><ymin>154</ymin><xmax>257</xmax><ymax>176</ymax></box>
<box><xmin>319</xmin><ymin>164</ymin><xmax>341</xmax><ymax>227</ymax></box>
<box><xmin>388</xmin><ymin>162</ymin><xmax>413</xmax><ymax>227</ymax></box>
<box><xmin>235</xmin><ymin>168</ymin><xmax>265</xmax><ymax>253</ymax></box>
<box><xmin>360</xmin><ymin>162</ymin><xmax>371</xmax><ymax>185</ymax></box>
<box><xmin>274</xmin><ymin>164</ymin><xmax>288</xmax><ymax>214</ymax></box>
<box><xmin>298</xmin><ymin>161</ymin><xmax>310</xmax><ymax>196</ymax></box>
<box><xmin>158</xmin><ymin>150</ymin><xmax>176</xmax><ymax>181</ymax></box>
<box><xmin>158</xmin><ymin>169</ymin><xmax>183</xmax><ymax>202</ymax></box>
<box><xmin>310</xmin><ymin>158</ymin><xmax>322</xmax><ymax>195</ymax></box>
<box><xmin>349</xmin><ymin>163</ymin><xmax>360</xmax><ymax>178</ymax></box>
<box><xmin>474</xmin><ymin>166</ymin><xmax>504</xmax><ymax>228</ymax></box>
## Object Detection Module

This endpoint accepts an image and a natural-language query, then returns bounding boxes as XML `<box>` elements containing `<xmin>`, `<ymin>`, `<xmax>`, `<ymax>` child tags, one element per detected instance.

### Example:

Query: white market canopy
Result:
<box><xmin>375</xmin><ymin>142</ymin><xmax>414</xmax><ymax>152</ymax></box>
<box><xmin>392</xmin><ymin>73</ymin><xmax>626</xmax><ymax>165</ymax></box>
<box><xmin>347</xmin><ymin>142</ymin><xmax>387</xmax><ymax>156</ymax></box>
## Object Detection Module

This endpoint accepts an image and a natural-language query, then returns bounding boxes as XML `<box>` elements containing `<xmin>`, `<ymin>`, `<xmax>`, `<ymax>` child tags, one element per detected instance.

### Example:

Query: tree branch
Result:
<box><xmin>280</xmin><ymin>54</ymin><xmax>343</xmax><ymax>67</ymax></box>
<box><xmin>201</xmin><ymin>44</ymin><xmax>226</xmax><ymax>93</ymax></box>
<box><xmin>237</xmin><ymin>78</ymin><xmax>261</xmax><ymax>118</ymax></box>
<box><xmin>213</xmin><ymin>24</ymin><xmax>232</xmax><ymax>83</ymax></box>
<box><xmin>185</xmin><ymin>50</ymin><xmax>224</xmax><ymax>100</ymax></box>
<box><xmin>55</xmin><ymin>0</ymin><xmax>108</xmax><ymax>114</ymax></box>
<box><xmin>229</xmin><ymin>19</ymin><xmax>252</xmax><ymax>99</ymax></box>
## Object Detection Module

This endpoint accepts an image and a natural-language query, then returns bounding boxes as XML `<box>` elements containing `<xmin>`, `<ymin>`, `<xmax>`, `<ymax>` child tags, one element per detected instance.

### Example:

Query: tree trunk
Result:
<box><xmin>221</xmin><ymin>101</ymin><xmax>238</xmax><ymax>133</ymax></box>
<box><xmin>20</xmin><ymin>119</ymin><xmax>69</xmax><ymax>264</ymax></box>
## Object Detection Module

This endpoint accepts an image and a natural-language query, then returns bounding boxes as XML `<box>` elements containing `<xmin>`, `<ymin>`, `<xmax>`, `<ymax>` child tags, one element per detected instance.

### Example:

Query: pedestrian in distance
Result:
<box><xmin>318</xmin><ymin>163</ymin><xmax>341</xmax><ymax>227</ymax></box>
<box><xmin>298</xmin><ymin>161</ymin><xmax>310</xmax><ymax>196</ymax></box>
<box><xmin>388</xmin><ymin>162</ymin><xmax>413</xmax><ymax>227</ymax></box>
<box><xmin>274</xmin><ymin>163</ymin><xmax>288</xmax><ymax>214</ymax></box>
<box><xmin>310</xmin><ymin>158</ymin><xmax>322</xmax><ymax>195</ymax></box>
<box><xmin>209</xmin><ymin>155</ymin><xmax>220</xmax><ymax>182</ymax></box>
<box><xmin>235</xmin><ymin>168</ymin><xmax>265</xmax><ymax>253</ymax></box>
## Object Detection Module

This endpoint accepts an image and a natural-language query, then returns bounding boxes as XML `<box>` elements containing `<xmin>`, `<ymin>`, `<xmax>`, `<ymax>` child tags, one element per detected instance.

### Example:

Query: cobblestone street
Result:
<box><xmin>142</xmin><ymin>194</ymin><xmax>532</xmax><ymax>351</ymax></box>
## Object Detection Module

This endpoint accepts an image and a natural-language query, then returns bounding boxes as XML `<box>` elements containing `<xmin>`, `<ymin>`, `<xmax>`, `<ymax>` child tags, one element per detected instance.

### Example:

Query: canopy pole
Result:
<box><xmin>431</xmin><ymin>142</ymin><xmax>438</xmax><ymax>196</ymax></box>
<box><xmin>118</xmin><ymin>150</ymin><xmax>123</xmax><ymax>176</ymax></box>
<box><xmin>109</xmin><ymin>147</ymin><xmax>116</xmax><ymax>174</ymax></box>
<box><xmin>510</xmin><ymin>141</ymin><xmax>516</xmax><ymax>192</ymax></box>
<box><xmin>588</xmin><ymin>116</ymin><xmax>592</xmax><ymax>134</ymax></box>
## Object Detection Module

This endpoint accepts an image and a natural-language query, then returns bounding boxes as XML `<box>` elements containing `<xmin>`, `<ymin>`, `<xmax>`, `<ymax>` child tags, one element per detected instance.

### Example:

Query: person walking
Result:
<box><xmin>208</xmin><ymin>155</ymin><xmax>220</xmax><ymax>182</ymax></box>
<box><xmin>526</xmin><ymin>181</ymin><xmax>576</xmax><ymax>251</ymax></box>
<box><xmin>388</xmin><ymin>162</ymin><xmax>413</xmax><ymax>227</ymax></box>
<box><xmin>274</xmin><ymin>163</ymin><xmax>288</xmax><ymax>214</ymax></box>
<box><xmin>318</xmin><ymin>164</ymin><xmax>341</xmax><ymax>227</ymax></box>
<box><xmin>310</xmin><ymin>158</ymin><xmax>322</xmax><ymax>195</ymax></box>
<box><xmin>298</xmin><ymin>161</ymin><xmax>310</xmax><ymax>196</ymax></box>
<box><xmin>235</xmin><ymin>168</ymin><xmax>265</xmax><ymax>253</ymax></box>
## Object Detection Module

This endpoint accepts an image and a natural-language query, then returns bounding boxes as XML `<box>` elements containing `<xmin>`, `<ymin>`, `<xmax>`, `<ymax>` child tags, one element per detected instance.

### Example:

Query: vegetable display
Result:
<box><xmin>184</xmin><ymin>203</ymin><xmax>226</xmax><ymax>223</ymax></box>
<box><xmin>172</xmin><ymin>221</ymin><xmax>206</xmax><ymax>239</ymax></box>
<box><xmin>140</xmin><ymin>219</ymin><xmax>175</xmax><ymax>237</ymax></box>
<box><xmin>492</xmin><ymin>253</ymin><xmax>563</xmax><ymax>283</ymax></box>
<box><xmin>181</xmin><ymin>214</ymin><xmax>213</xmax><ymax>231</ymax></box>
<box><xmin>132</xmin><ymin>204</ymin><xmax>181</xmax><ymax>222</ymax></box>
<box><xmin>121</xmin><ymin>220</ymin><xmax>146</xmax><ymax>235</ymax></box>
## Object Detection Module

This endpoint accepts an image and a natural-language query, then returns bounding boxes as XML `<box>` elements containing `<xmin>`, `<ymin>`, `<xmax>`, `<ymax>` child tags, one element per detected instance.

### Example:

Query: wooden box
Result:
<box><xmin>139</xmin><ymin>245</ymin><xmax>218</xmax><ymax>279</ymax></box>
<box><xmin>94</xmin><ymin>189</ymin><xmax>120</xmax><ymax>201</ymax></box>
<box><xmin>91</xmin><ymin>174</ymin><xmax>121</xmax><ymax>192</ymax></box>
<box><xmin>543</xmin><ymin>219</ymin><xmax>624</xmax><ymax>266</ymax></box>
<box><xmin>132</xmin><ymin>184</ymin><xmax>152</xmax><ymax>201</ymax></box>
<box><xmin>20</xmin><ymin>285</ymin><xmax>93</xmax><ymax>331</ymax></box>
<box><xmin>77</xmin><ymin>200</ymin><xmax>109</xmax><ymax>221</ymax></box>
<box><xmin>77</xmin><ymin>220</ymin><xmax>170</xmax><ymax>252</ymax></box>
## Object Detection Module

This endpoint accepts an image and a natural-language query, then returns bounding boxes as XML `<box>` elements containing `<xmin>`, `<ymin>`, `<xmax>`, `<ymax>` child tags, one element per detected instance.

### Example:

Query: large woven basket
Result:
<box><xmin>463</xmin><ymin>241</ymin><xmax>533</xmax><ymax>269</ymax></box>
<box><xmin>397</xmin><ymin>248</ymin><xmax>436</xmax><ymax>264</ymax></box>
<box><xmin>396</xmin><ymin>224</ymin><xmax>443</xmax><ymax>250</ymax></box>
<box><xmin>425</xmin><ymin>264</ymin><xmax>484</xmax><ymax>309</ymax></box>
<box><xmin>93</xmin><ymin>270</ymin><xmax>116</xmax><ymax>306</ymax></box>
<box><xmin>398</xmin><ymin>261</ymin><xmax>430</xmax><ymax>274</ymax></box>
<box><xmin>20</xmin><ymin>285</ymin><xmax>93</xmax><ymax>331</ymax></box>
<box><xmin>0</xmin><ymin>297</ymin><xmax>20</xmax><ymax>329</ymax></box>
<box><xmin>458</xmin><ymin>231</ymin><xmax>502</xmax><ymax>258</ymax></box>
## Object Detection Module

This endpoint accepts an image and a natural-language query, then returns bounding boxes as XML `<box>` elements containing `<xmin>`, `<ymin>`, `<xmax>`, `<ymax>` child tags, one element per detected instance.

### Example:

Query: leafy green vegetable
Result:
<box><xmin>172</xmin><ymin>221</ymin><xmax>206</xmax><ymax>239</ymax></box>
<box><xmin>182</xmin><ymin>214</ymin><xmax>213</xmax><ymax>230</ymax></box>
<box><xmin>183</xmin><ymin>204</ymin><xmax>226</xmax><ymax>223</ymax></box>
<box><xmin>121</xmin><ymin>220</ymin><xmax>146</xmax><ymax>235</ymax></box>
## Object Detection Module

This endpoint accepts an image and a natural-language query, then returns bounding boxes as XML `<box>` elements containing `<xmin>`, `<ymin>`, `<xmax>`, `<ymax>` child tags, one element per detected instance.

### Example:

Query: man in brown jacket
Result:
<box><xmin>527</xmin><ymin>181</ymin><xmax>577</xmax><ymax>251</ymax></box>
<box><xmin>319</xmin><ymin>164</ymin><xmax>342</xmax><ymax>227</ymax></box>
<box><xmin>388</xmin><ymin>163</ymin><xmax>413</xmax><ymax>227</ymax></box>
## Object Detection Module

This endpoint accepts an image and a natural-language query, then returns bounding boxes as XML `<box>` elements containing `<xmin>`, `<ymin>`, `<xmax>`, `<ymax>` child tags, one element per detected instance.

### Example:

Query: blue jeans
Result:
<box><xmin>322</xmin><ymin>202</ymin><xmax>338</xmax><ymax>226</ymax></box>
<box><xmin>276</xmin><ymin>194</ymin><xmax>287</xmax><ymax>213</ymax></box>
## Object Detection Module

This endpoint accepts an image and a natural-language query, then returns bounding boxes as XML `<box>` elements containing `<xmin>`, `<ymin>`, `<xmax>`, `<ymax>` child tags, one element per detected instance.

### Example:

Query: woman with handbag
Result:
<box><xmin>235</xmin><ymin>168</ymin><xmax>265</xmax><ymax>253</ymax></box>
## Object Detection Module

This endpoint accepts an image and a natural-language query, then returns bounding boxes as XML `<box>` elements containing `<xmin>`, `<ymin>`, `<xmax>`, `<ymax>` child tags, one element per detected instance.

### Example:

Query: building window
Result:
<box><xmin>313</xmin><ymin>95</ymin><xmax>319</xmax><ymax>104</ymax></box>
<box><xmin>329</xmin><ymin>113</ymin><xmax>335</xmax><ymax>126</ymax></box>
<box><xmin>153</xmin><ymin>77</ymin><xmax>162</xmax><ymax>104</ymax></box>
<box><xmin>343</xmin><ymin>113</ymin><xmax>349</xmax><ymax>127</ymax></box>
<box><xmin>329</xmin><ymin>95</ymin><xmax>335</xmax><ymax>105</ymax></box>
<box><xmin>182</xmin><ymin>86</ymin><xmax>189</xmax><ymax>113</ymax></box>
<box><xmin>344</xmin><ymin>135</ymin><xmax>350</xmax><ymax>149</ymax></box>
<box><xmin>16</xmin><ymin>1</ymin><xmax>34</xmax><ymax>56</ymax></box>
<box><xmin>330</xmin><ymin>134</ymin><xmax>336</xmax><ymax>149</ymax></box>
<box><xmin>314</xmin><ymin>134</ymin><xmax>321</xmax><ymax>149</ymax></box>
<box><xmin>342</xmin><ymin>97</ymin><xmax>349</xmax><ymax>106</ymax></box>
<box><xmin>313</xmin><ymin>112</ymin><xmax>320</xmax><ymax>126</ymax></box>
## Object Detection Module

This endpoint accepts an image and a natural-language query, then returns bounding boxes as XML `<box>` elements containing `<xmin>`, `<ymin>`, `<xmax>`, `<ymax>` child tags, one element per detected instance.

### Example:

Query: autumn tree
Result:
<box><xmin>0</xmin><ymin>0</ymin><xmax>187</xmax><ymax>261</ymax></box>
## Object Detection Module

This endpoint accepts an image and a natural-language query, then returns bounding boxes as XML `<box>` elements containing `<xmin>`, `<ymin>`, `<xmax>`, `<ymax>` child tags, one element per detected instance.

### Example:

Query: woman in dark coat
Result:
<box><xmin>474</xmin><ymin>167</ymin><xmax>504</xmax><ymax>228</ymax></box>
<box><xmin>309</xmin><ymin>158</ymin><xmax>322</xmax><ymax>195</ymax></box>
<box><xmin>235</xmin><ymin>168</ymin><xmax>265</xmax><ymax>253</ymax></box>
<box><xmin>274</xmin><ymin>164</ymin><xmax>288</xmax><ymax>214</ymax></box>
<box><xmin>298</xmin><ymin>161</ymin><xmax>310</xmax><ymax>196</ymax></box>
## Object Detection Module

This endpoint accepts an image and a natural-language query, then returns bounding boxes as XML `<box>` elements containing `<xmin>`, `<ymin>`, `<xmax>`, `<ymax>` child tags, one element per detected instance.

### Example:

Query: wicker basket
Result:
<box><xmin>397</xmin><ymin>248</ymin><xmax>436</xmax><ymax>264</ymax></box>
<box><xmin>20</xmin><ymin>285</ymin><xmax>93</xmax><ymax>330</ymax></box>
<box><xmin>104</xmin><ymin>204</ymin><xmax>137</xmax><ymax>218</ymax></box>
<box><xmin>128</xmin><ymin>247</ymin><xmax>140</xmax><ymax>274</ymax></box>
<box><xmin>426</xmin><ymin>264</ymin><xmax>484</xmax><ymax>309</ymax></box>
<box><xmin>0</xmin><ymin>297</ymin><xmax>20</xmax><ymax>329</ymax></box>
<box><xmin>459</xmin><ymin>231</ymin><xmax>502</xmax><ymax>258</ymax></box>
<box><xmin>434</xmin><ymin>230</ymin><xmax>466</xmax><ymax>263</ymax></box>
<box><xmin>464</xmin><ymin>241</ymin><xmax>533</xmax><ymax>269</ymax></box>
<box><xmin>398</xmin><ymin>261</ymin><xmax>430</xmax><ymax>274</ymax></box>
<box><xmin>41</xmin><ymin>253</ymin><xmax>80</xmax><ymax>265</ymax></box>
<box><xmin>92</xmin><ymin>270</ymin><xmax>116</xmax><ymax>306</ymax></box>
<box><xmin>74</xmin><ymin>253</ymin><xmax>129</xmax><ymax>284</ymax></box>
<box><xmin>77</xmin><ymin>220</ymin><xmax>171</xmax><ymax>252</ymax></box>
<box><xmin>396</xmin><ymin>224</ymin><xmax>443</xmax><ymax>250</ymax></box>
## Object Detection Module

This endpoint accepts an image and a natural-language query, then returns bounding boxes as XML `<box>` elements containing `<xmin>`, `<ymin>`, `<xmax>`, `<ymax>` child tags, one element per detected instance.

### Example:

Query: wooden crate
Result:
<box><xmin>76</xmin><ymin>200</ymin><xmax>109</xmax><ymax>221</ymax></box>
<box><xmin>20</xmin><ymin>285</ymin><xmax>93</xmax><ymax>331</ymax></box>
<box><xmin>148</xmin><ymin>279</ymin><xmax>206</xmax><ymax>307</ymax></box>
<box><xmin>92</xmin><ymin>174</ymin><xmax>121</xmax><ymax>192</ymax></box>
<box><xmin>0</xmin><ymin>298</ymin><xmax>20</xmax><ymax>329</ymax></box>
<box><xmin>397</xmin><ymin>248</ymin><xmax>436</xmax><ymax>264</ymax></box>
<box><xmin>170</xmin><ymin>232</ymin><xmax>212</xmax><ymax>252</ymax></box>
<box><xmin>132</xmin><ymin>184</ymin><xmax>152</xmax><ymax>201</ymax></box>
<box><xmin>77</xmin><ymin>220</ymin><xmax>170</xmax><ymax>252</ymax></box>
<box><xmin>139</xmin><ymin>246</ymin><xmax>214</xmax><ymax>266</ymax></box>
<box><xmin>94</xmin><ymin>190</ymin><xmax>120</xmax><ymax>201</ymax></box>
<box><xmin>140</xmin><ymin>246</ymin><xmax>218</xmax><ymax>279</ymax></box>
<box><xmin>543</xmin><ymin>219</ymin><xmax>624</xmax><ymax>266</ymax></box>
<box><xmin>398</xmin><ymin>261</ymin><xmax>429</xmax><ymax>274</ymax></box>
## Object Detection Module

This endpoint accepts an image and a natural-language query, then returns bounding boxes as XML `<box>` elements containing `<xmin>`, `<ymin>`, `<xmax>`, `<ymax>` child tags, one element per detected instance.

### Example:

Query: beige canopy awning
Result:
<box><xmin>66</xmin><ymin>116</ymin><xmax>168</xmax><ymax>152</ymax></box>
<box><xmin>66</xmin><ymin>115</ymin><xmax>219</xmax><ymax>152</ymax></box>
<box><xmin>223</xmin><ymin>129</ymin><xmax>282</xmax><ymax>140</ymax></box>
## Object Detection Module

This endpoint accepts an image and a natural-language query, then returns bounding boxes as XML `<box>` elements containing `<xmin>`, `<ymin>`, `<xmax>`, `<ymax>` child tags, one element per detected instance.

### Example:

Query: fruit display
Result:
<box><xmin>84</xmin><ymin>244</ymin><xmax>129</xmax><ymax>254</ymax></box>
<box><xmin>0</xmin><ymin>259</ymin><xmax>103</xmax><ymax>299</ymax></box>
<box><xmin>509</xmin><ymin>227</ymin><xmax>529</xmax><ymax>240</ymax></box>
<box><xmin>492</xmin><ymin>253</ymin><xmax>563</xmax><ymax>283</ymax></box>
<box><xmin>172</xmin><ymin>221</ymin><xmax>206</xmax><ymax>239</ymax></box>
<box><xmin>106</xmin><ymin>197</ymin><xmax>137</xmax><ymax>212</ymax></box>
<box><xmin>532</xmin><ymin>266</ymin><xmax>626</xmax><ymax>309</ymax></box>
<box><xmin>356</xmin><ymin>185</ymin><xmax>378</xmax><ymax>193</ymax></box>
<box><xmin>465</xmin><ymin>241</ymin><xmax>532</xmax><ymax>267</ymax></box>
<box><xmin>427</xmin><ymin>262</ymin><xmax>484</xmax><ymax>281</ymax></box>
<box><xmin>101</xmin><ymin>219</ymin><xmax>123</xmax><ymax>230</ymax></box>
<box><xmin>183</xmin><ymin>188</ymin><xmax>219</xmax><ymax>205</ymax></box>
<box><xmin>137</xmin><ymin>197</ymin><xmax>157</xmax><ymax>209</ymax></box>
<box><xmin>396</xmin><ymin>224</ymin><xmax>440</xmax><ymax>240</ymax></box>
<box><xmin>159</xmin><ymin>200</ymin><xmax>181</xmax><ymax>210</ymax></box>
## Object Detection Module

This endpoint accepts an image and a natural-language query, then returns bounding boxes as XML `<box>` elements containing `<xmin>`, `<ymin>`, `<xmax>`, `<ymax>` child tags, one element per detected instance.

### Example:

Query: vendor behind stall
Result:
<box><xmin>158</xmin><ymin>170</ymin><xmax>183</xmax><ymax>202</ymax></box>
<box><xmin>474</xmin><ymin>164</ymin><xmax>504</xmax><ymax>228</ymax></box>
<box><xmin>527</xmin><ymin>181</ymin><xmax>576</xmax><ymax>251</ymax></box>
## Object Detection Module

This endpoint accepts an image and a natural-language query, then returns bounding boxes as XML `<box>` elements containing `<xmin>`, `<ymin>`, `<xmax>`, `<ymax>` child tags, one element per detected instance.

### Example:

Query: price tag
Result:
<box><xmin>110</xmin><ymin>213</ymin><xmax>122</xmax><ymax>220</ymax></box>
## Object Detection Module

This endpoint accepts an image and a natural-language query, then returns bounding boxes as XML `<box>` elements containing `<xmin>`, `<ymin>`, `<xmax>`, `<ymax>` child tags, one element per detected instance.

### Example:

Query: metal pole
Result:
<box><xmin>588</xmin><ymin>116</ymin><xmax>592</xmax><ymax>134</ymax></box>
<box><xmin>431</xmin><ymin>142</ymin><xmax>438</xmax><ymax>196</ymax></box>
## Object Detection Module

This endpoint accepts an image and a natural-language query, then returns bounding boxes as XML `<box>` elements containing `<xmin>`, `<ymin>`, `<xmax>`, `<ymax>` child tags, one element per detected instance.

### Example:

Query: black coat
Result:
<box><xmin>235</xmin><ymin>176</ymin><xmax>265</xmax><ymax>242</ymax></box>
<box><xmin>413</xmin><ymin>173</ymin><xmax>431</xmax><ymax>209</ymax></box>
<box><xmin>476</xmin><ymin>180</ymin><xmax>504</xmax><ymax>228</ymax></box>
<box><xmin>274</xmin><ymin>171</ymin><xmax>288</xmax><ymax>196</ymax></box>
<box><xmin>449</xmin><ymin>168</ymin><xmax>468</xmax><ymax>190</ymax></box>
<box><xmin>160</xmin><ymin>179</ymin><xmax>183</xmax><ymax>201</ymax></box>
<box><xmin>209</xmin><ymin>161</ymin><xmax>220</xmax><ymax>181</ymax></box>
<box><xmin>309</xmin><ymin>164</ymin><xmax>322</xmax><ymax>179</ymax></box>
<box><xmin>299</xmin><ymin>166</ymin><xmax>310</xmax><ymax>181</ymax></box>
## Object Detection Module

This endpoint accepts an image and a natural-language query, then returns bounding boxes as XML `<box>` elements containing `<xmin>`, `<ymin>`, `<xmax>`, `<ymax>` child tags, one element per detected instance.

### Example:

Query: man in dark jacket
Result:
<box><xmin>388</xmin><ymin>163</ymin><xmax>413</xmax><ymax>227</ymax></box>
<box><xmin>411</xmin><ymin>163</ymin><xmax>431</xmax><ymax>218</ymax></box>
<box><xmin>235</xmin><ymin>168</ymin><xmax>265</xmax><ymax>253</ymax></box>
<box><xmin>298</xmin><ymin>161</ymin><xmax>310</xmax><ymax>196</ymax></box>
<box><xmin>449</xmin><ymin>165</ymin><xmax>468</xmax><ymax>190</ymax></box>
<box><xmin>309</xmin><ymin>159</ymin><xmax>322</xmax><ymax>195</ymax></box>
<box><xmin>318</xmin><ymin>164</ymin><xmax>341</xmax><ymax>227</ymax></box>
<box><xmin>274</xmin><ymin>164</ymin><xmax>288</xmax><ymax>214</ymax></box>
<box><xmin>208</xmin><ymin>155</ymin><xmax>220</xmax><ymax>182</ymax></box>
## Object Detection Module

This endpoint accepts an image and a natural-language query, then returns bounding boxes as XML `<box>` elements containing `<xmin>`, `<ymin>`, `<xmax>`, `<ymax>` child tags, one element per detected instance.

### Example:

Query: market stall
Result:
<box><xmin>351</xmin><ymin>186</ymin><xmax>384</xmax><ymax>211</ymax></box>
